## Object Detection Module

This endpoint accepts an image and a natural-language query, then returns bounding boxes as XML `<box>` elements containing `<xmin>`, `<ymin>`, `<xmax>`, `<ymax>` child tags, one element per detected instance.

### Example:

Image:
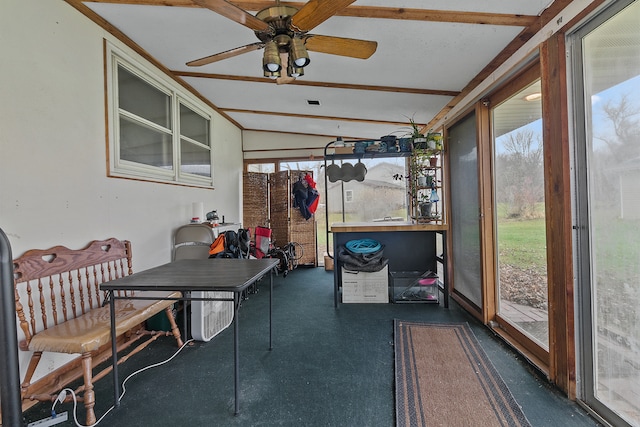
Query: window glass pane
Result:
<box><xmin>180</xmin><ymin>103</ymin><xmax>209</xmax><ymax>146</ymax></box>
<box><xmin>324</xmin><ymin>157</ymin><xmax>408</xmax><ymax>223</ymax></box>
<box><xmin>117</xmin><ymin>65</ymin><xmax>171</xmax><ymax>129</ymax></box>
<box><xmin>493</xmin><ymin>80</ymin><xmax>548</xmax><ymax>349</ymax></box>
<box><xmin>119</xmin><ymin>116</ymin><xmax>173</xmax><ymax>169</ymax></box>
<box><xmin>247</xmin><ymin>163</ymin><xmax>275</xmax><ymax>173</ymax></box>
<box><xmin>280</xmin><ymin>160</ymin><xmax>318</xmax><ymax>172</ymax></box>
<box><xmin>180</xmin><ymin>139</ymin><xmax>211</xmax><ymax>177</ymax></box>
<box><xmin>582</xmin><ymin>1</ymin><xmax>640</xmax><ymax>423</ymax></box>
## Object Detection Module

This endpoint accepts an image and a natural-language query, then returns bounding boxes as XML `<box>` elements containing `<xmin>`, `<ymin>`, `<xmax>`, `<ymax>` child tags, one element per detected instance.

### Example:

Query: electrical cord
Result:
<box><xmin>51</xmin><ymin>338</ymin><xmax>195</xmax><ymax>427</ymax></box>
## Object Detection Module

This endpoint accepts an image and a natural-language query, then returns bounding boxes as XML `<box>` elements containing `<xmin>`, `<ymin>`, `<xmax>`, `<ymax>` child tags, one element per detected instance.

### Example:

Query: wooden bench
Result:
<box><xmin>13</xmin><ymin>238</ymin><xmax>183</xmax><ymax>425</ymax></box>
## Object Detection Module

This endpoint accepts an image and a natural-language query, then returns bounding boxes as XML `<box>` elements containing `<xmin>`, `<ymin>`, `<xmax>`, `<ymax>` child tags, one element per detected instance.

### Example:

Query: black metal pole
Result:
<box><xmin>269</xmin><ymin>268</ymin><xmax>273</xmax><ymax>351</ymax></box>
<box><xmin>0</xmin><ymin>227</ymin><xmax>25</xmax><ymax>426</ymax></box>
<box><xmin>109</xmin><ymin>290</ymin><xmax>120</xmax><ymax>407</ymax></box>
<box><xmin>324</xmin><ymin>140</ymin><xmax>331</xmax><ymax>260</ymax></box>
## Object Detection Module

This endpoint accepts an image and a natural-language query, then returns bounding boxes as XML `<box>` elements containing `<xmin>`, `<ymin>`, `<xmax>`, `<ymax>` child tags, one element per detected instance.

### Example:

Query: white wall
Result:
<box><xmin>0</xmin><ymin>0</ymin><xmax>243</xmax><ymax>380</ymax></box>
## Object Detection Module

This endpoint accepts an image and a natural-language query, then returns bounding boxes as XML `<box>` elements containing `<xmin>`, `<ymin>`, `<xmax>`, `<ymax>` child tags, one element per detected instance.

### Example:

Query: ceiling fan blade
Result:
<box><xmin>291</xmin><ymin>0</ymin><xmax>356</xmax><ymax>32</ymax></box>
<box><xmin>186</xmin><ymin>42</ymin><xmax>264</xmax><ymax>67</ymax></box>
<box><xmin>192</xmin><ymin>0</ymin><xmax>270</xmax><ymax>32</ymax></box>
<box><xmin>304</xmin><ymin>35</ymin><xmax>377</xmax><ymax>59</ymax></box>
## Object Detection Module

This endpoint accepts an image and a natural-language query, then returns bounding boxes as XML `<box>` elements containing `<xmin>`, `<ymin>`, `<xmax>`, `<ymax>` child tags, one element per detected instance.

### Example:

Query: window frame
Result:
<box><xmin>106</xmin><ymin>42</ymin><xmax>214</xmax><ymax>188</ymax></box>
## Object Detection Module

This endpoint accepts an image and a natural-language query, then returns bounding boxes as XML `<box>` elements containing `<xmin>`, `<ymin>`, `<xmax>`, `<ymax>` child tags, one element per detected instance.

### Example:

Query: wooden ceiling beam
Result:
<box><xmin>232</xmin><ymin>2</ymin><xmax>537</xmax><ymax>26</ymax></box>
<box><xmin>221</xmin><ymin>108</ymin><xmax>409</xmax><ymax>127</ymax></box>
<box><xmin>425</xmin><ymin>0</ymin><xmax>575</xmax><ymax>130</ymax></box>
<box><xmin>171</xmin><ymin>70</ymin><xmax>460</xmax><ymax>97</ymax></box>
<box><xmin>77</xmin><ymin>0</ymin><xmax>537</xmax><ymax>26</ymax></box>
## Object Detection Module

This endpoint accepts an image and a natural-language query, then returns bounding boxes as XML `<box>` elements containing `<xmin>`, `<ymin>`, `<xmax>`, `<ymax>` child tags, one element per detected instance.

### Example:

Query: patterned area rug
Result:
<box><xmin>394</xmin><ymin>320</ymin><xmax>532</xmax><ymax>427</ymax></box>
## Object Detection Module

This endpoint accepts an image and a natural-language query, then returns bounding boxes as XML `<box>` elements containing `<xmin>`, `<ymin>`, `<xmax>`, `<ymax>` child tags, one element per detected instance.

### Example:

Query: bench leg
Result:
<box><xmin>81</xmin><ymin>352</ymin><xmax>97</xmax><ymax>426</ymax></box>
<box><xmin>21</xmin><ymin>351</ymin><xmax>42</xmax><ymax>397</ymax></box>
<box><xmin>165</xmin><ymin>306</ymin><xmax>184</xmax><ymax>347</ymax></box>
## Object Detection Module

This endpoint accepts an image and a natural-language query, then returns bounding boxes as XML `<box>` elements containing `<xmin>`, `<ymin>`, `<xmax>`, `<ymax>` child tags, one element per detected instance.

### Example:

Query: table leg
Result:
<box><xmin>183</xmin><ymin>291</ymin><xmax>189</xmax><ymax>342</ymax></box>
<box><xmin>233</xmin><ymin>291</ymin><xmax>240</xmax><ymax>416</ymax></box>
<box><xmin>108</xmin><ymin>291</ymin><xmax>120</xmax><ymax>407</ymax></box>
<box><xmin>333</xmin><ymin>240</ymin><xmax>339</xmax><ymax>308</ymax></box>
<box><xmin>269</xmin><ymin>269</ymin><xmax>273</xmax><ymax>351</ymax></box>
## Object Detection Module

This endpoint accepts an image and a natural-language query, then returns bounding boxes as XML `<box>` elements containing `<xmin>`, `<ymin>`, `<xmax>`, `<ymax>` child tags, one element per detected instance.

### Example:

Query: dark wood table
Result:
<box><xmin>101</xmin><ymin>258</ymin><xmax>279</xmax><ymax>415</ymax></box>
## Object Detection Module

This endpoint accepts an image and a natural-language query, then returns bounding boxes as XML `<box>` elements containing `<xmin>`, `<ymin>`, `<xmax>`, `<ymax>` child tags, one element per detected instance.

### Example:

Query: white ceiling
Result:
<box><xmin>77</xmin><ymin>0</ymin><xmax>556</xmax><ymax>139</ymax></box>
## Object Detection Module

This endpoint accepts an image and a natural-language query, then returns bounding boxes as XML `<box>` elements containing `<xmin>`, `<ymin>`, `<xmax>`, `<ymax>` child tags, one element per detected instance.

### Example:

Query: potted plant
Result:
<box><xmin>419</xmin><ymin>200</ymin><xmax>433</xmax><ymax>218</ymax></box>
<box><xmin>420</xmin><ymin>132</ymin><xmax>442</xmax><ymax>166</ymax></box>
<box><xmin>407</xmin><ymin>117</ymin><xmax>428</xmax><ymax>149</ymax></box>
<box><xmin>425</xmin><ymin>131</ymin><xmax>443</xmax><ymax>150</ymax></box>
<box><xmin>410</xmin><ymin>147</ymin><xmax>431</xmax><ymax>182</ymax></box>
<box><xmin>398</xmin><ymin>116</ymin><xmax>425</xmax><ymax>149</ymax></box>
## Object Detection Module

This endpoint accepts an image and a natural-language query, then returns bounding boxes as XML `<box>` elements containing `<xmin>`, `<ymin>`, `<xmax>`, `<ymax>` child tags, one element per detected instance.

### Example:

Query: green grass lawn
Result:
<box><xmin>497</xmin><ymin>202</ymin><xmax>547</xmax><ymax>270</ymax></box>
<box><xmin>497</xmin><ymin>217</ymin><xmax>547</xmax><ymax>270</ymax></box>
<box><xmin>591</xmin><ymin>215</ymin><xmax>640</xmax><ymax>279</ymax></box>
<box><xmin>497</xmin><ymin>204</ymin><xmax>639</xmax><ymax>281</ymax></box>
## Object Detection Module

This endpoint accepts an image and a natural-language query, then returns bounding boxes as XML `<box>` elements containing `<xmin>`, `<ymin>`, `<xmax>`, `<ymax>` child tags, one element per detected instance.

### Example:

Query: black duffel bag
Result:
<box><xmin>338</xmin><ymin>244</ymin><xmax>388</xmax><ymax>272</ymax></box>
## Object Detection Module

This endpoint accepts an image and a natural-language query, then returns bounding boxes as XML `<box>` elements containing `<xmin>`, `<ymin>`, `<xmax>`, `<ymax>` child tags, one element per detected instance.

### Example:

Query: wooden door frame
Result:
<box><xmin>540</xmin><ymin>32</ymin><xmax>575</xmax><ymax>397</ymax></box>
<box><xmin>485</xmin><ymin>62</ymin><xmax>552</xmax><ymax>372</ymax></box>
<box><xmin>477</xmin><ymin>40</ymin><xmax>575</xmax><ymax>396</ymax></box>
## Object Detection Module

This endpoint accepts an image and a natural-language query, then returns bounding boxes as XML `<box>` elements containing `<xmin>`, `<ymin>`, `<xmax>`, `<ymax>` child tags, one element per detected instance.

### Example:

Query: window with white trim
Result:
<box><xmin>107</xmin><ymin>43</ymin><xmax>213</xmax><ymax>187</ymax></box>
<box><xmin>345</xmin><ymin>189</ymin><xmax>354</xmax><ymax>202</ymax></box>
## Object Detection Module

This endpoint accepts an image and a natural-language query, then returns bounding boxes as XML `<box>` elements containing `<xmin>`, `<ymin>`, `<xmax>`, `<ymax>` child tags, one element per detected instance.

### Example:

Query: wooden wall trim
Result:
<box><xmin>477</xmin><ymin>101</ymin><xmax>496</xmax><ymax>325</ymax></box>
<box><xmin>82</xmin><ymin>1</ymin><xmax>538</xmax><ymax>27</ymax></box>
<box><xmin>540</xmin><ymin>32</ymin><xmax>576</xmax><ymax>399</ymax></box>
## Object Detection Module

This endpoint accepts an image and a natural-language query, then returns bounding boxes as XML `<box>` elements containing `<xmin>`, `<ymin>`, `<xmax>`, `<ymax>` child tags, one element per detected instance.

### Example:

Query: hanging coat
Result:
<box><xmin>304</xmin><ymin>173</ymin><xmax>320</xmax><ymax>214</ymax></box>
<box><xmin>292</xmin><ymin>179</ymin><xmax>312</xmax><ymax>220</ymax></box>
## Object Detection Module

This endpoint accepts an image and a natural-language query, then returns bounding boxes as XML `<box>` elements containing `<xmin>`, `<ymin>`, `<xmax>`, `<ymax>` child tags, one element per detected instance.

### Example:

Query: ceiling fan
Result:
<box><xmin>187</xmin><ymin>0</ymin><xmax>378</xmax><ymax>84</ymax></box>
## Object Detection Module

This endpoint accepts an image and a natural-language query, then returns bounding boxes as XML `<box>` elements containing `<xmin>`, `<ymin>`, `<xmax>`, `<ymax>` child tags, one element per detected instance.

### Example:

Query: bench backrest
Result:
<box><xmin>13</xmin><ymin>238</ymin><xmax>133</xmax><ymax>348</ymax></box>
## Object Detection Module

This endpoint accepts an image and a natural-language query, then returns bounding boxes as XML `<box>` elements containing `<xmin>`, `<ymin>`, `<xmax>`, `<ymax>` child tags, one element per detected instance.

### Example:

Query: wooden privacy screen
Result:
<box><xmin>243</xmin><ymin>171</ymin><xmax>317</xmax><ymax>267</ymax></box>
<box><xmin>243</xmin><ymin>172</ymin><xmax>269</xmax><ymax>229</ymax></box>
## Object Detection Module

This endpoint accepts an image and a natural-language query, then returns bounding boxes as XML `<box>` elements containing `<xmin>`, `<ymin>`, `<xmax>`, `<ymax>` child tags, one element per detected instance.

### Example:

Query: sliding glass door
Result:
<box><xmin>572</xmin><ymin>1</ymin><xmax>640</xmax><ymax>425</ymax></box>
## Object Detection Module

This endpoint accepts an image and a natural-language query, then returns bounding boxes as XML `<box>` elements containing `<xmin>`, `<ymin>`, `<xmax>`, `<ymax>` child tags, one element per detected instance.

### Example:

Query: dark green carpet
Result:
<box><xmin>23</xmin><ymin>267</ymin><xmax>600</xmax><ymax>426</ymax></box>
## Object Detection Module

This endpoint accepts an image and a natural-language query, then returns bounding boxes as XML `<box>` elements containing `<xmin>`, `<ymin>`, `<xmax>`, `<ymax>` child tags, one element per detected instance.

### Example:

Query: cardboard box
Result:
<box><xmin>324</xmin><ymin>254</ymin><xmax>334</xmax><ymax>271</ymax></box>
<box><xmin>334</xmin><ymin>145</ymin><xmax>353</xmax><ymax>154</ymax></box>
<box><xmin>342</xmin><ymin>266</ymin><xmax>389</xmax><ymax>303</ymax></box>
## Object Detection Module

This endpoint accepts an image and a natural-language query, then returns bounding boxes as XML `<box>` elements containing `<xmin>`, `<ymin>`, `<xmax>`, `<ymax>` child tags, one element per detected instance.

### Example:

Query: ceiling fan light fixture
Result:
<box><xmin>264</xmin><ymin>69</ymin><xmax>281</xmax><ymax>79</ymax></box>
<box><xmin>288</xmin><ymin>61</ymin><xmax>304</xmax><ymax>78</ymax></box>
<box><xmin>290</xmin><ymin>37</ymin><xmax>310</xmax><ymax>68</ymax></box>
<box><xmin>263</xmin><ymin>40</ymin><xmax>281</xmax><ymax>72</ymax></box>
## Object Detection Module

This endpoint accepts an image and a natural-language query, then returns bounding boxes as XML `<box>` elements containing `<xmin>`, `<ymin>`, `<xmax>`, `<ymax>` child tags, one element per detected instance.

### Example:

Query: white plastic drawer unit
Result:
<box><xmin>341</xmin><ymin>265</ymin><xmax>389</xmax><ymax>303</ymax></box>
